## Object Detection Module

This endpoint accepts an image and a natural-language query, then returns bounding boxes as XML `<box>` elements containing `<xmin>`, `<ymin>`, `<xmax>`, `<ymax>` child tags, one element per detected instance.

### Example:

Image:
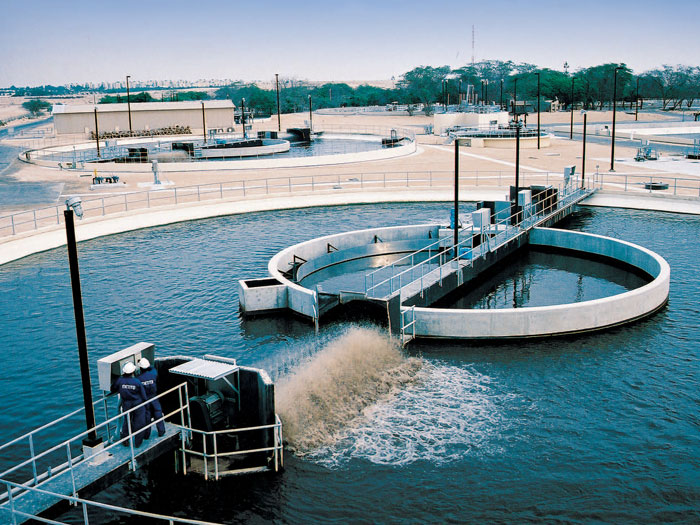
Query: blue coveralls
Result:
<box><xmin>111</xmin><ymin>375</ymin><xmax>148</xmax><ymax>447</ymax></box>
<box><xmin>139</xmin><ymin>366</ymin><xmax>166</xmax><ymax>438</ymax></box>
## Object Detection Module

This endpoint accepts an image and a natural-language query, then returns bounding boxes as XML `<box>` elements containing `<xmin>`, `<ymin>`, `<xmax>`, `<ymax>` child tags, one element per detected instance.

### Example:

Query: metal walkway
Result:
<box><xmin>0</xmin><ymin>383</ymin><xmax>191</xmax><ymax>524</ymax></box>
<box><xmin>1</xmin><ymin>424</ymin><xmax>182</xmax><ymax>524</ymax></box>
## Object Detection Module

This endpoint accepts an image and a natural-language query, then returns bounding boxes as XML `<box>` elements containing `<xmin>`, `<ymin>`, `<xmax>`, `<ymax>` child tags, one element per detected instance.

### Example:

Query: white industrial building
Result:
<box><xmin>52</xmin><ymin>100</ymin><xmax>236</xmax><ymax>136</ymax></box>
<box><xmin>433</xmin><ymin>109</ymin><xmax>509</xmax><ymax>135</ymax></box>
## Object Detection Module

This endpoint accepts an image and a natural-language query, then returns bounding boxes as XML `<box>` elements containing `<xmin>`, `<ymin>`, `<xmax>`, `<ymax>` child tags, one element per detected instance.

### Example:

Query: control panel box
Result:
<box><xmin>97</xmin><ymin>342</ymin><xmax>155</xmax><ymax>391</ymax></box>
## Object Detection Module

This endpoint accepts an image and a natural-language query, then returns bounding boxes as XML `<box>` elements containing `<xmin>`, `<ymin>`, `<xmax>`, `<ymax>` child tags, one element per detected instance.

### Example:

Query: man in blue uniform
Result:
<box><xmin>139</xmin><ymin>358</ymin><xmax>166</xmax><ymax>438</ymax></box>
<box><xmin>111</xmin><ymin>361</ymin><xmax>148</xmax><ymax>447</ymax></box>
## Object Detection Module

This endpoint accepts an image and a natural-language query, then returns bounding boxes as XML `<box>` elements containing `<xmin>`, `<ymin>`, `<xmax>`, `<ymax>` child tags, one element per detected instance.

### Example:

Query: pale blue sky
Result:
<box><xmin>1</xmin><ymin>0</ymin><xmax>698</xmax><ymax>86</ymax></box>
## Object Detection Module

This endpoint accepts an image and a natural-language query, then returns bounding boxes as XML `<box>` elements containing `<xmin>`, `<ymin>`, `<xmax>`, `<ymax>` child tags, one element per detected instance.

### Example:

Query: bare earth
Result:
<box><xmin>1</xmin><ymin>108</ymin><xmax>697</xmax><ymax>216</ymax></box>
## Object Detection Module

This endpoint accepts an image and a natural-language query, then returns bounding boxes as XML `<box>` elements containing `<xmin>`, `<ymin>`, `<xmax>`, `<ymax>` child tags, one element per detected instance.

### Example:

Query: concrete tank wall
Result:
<box><xmin>409</xmin><ymin>227</ymin><xmax>670</xmax><ymax>339</ymax></box>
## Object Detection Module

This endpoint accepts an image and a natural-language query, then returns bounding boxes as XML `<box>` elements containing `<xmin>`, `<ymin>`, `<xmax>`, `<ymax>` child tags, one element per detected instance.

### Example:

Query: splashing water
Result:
<box><xmin>276</xmin><ymin>326</ymin><xmax>422</xmax><ymax>454</ymax></box>
<box><xmin>310</xmin><ymin>362</ymin><xmax>517</xmax><ymax>467</ymax></box>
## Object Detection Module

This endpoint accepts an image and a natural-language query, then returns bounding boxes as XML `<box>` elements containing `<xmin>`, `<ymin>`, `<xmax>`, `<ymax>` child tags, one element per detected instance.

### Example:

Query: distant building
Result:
<box><xmin>52</xmin><ymin>100</ymin><xmax>235</xmax><ymax>135</ymax></box>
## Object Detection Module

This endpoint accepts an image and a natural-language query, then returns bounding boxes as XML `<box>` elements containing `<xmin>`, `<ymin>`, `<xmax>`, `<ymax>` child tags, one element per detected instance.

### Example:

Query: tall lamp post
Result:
<box><xmin>454</xmin><ymin>138</ymin><xmax>460</xmax><ymax>255</ymax></box>
<box><xmin>64</xmin><ymin>197</ymin><xmax>101</xmax><ymax>448</ymax></box>
<box><xmin>93</xmin><ymin>107</ymin><xmax>100</xmax><ymax>158</ymax></box>
<box><xmin>635</xmin><ymin>77</ymin><xmax>640</xmax><ymax>121</ymax></box>
<box><xmin>275</xmin><ymin>73</ymin><xmax>281</xmax><ymax>132</ymax></box>
<box><xmin>125</xmin><ymin>75</ymin><xmax>133</xmax><ymax>136</ymax></box>
<box><xmin>484</xmin><ymin>79</ymin><xmax>488</xmax><ymax>106</ymax></box>
<box><xmin>500</xmin><ymin>79</ymin><xmax>504</xmax><ymax>110</ymax></box>
<box><xmin>535</xmin><ymin>72</ymin><xmax>541</xmax><ymax>149</ymax></box>
<box><xmin>512</xmin><ymin>78</ymin><xmax>518</xmax><ymax>122</ymax></box>
<box><xmin>513</xmin><ymin>121</ymin><xmax>522</xmax><ymax>223</ymax></box>
<box><xmin>581</xmin><ymin>110</ymin><xmax>588</xmax><ymax>188</ymax></box>
<box><xmin>610</xmin><ymin>66</ymin><xmax>623</xmax><ymax>172</ymax></box>
<box><xmin>240</xmin><ymin>98</ymin><xmax>246</xmax><ymax>139</ymax></box>
<box><xmin>570</xmin><ymin>77</ymin><xmax>575</xmax><ymax>139</ymax></box>
<box><xmin>201</xmin><ymin>101</ymin><xmax>207</xmax><ymax>144</ymax></box>
<box><xmin>308</xmin><ymin>94</ymin><xmax>313</xmax><ymax>132</ymax></box>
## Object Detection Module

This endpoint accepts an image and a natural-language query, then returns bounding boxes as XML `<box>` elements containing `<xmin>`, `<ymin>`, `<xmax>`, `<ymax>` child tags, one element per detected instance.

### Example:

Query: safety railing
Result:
<box><xmin>176</xmin><ymin>415</ymin><xmax>283</xmax><ymax>481</ymax></box>
<box><xmin>401</xmin><ymin>306</ymin><xmax>417</xmax><ymax>347</ymax></box>
<box><xmin>0</xmin><ymin>382</ymin><xmax>190</xmax><ymax>509</ymax></box>
<box><xmin>0</xmin><ymin>478</ymin><xmax>222</xmax><ymax>525</ymax></box>
<box><xmin>366</xmin><ymin>180</ymin><xmax>594</xmax><ymax>301</ymax></box>
<box><xmin>1</xmin><ymin>168</ymin><xmax>698</xmax><ymax>242</ymax></box>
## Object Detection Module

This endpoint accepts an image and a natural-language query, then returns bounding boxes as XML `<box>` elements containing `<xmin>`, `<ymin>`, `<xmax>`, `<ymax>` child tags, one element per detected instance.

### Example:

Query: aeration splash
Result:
<box><xmin>276</xmin><ymin>326</ymin><xmax>422</xmax><ymax>454</ymax></box>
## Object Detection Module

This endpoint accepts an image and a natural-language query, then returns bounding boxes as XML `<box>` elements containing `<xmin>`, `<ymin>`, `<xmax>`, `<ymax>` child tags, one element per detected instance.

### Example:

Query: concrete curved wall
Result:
<box><xmin>409</xmin><ymin>227</ymin><xmax>670</xmax><ymax>339</ymax></box>
<box><xmin>268</xmin><ymin>224</ymin><xmax>439</xmax><ymax>319</ymax></box>
<box><xmin>23</xmin><ymin>134</ymin><xmax>417</xmax><ymax>172</ymax></box>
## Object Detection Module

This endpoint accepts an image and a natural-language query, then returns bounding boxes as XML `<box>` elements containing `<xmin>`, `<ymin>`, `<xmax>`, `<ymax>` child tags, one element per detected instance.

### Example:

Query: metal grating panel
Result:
<box><xmin>169</xmin><ymin>358</ymin><xmax>238</xmax><ymax>381</ymax></box>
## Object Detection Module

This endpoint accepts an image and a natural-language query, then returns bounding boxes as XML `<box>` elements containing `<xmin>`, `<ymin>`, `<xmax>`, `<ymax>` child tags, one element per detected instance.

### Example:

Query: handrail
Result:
<box><xmin>368</xmin><ymin>181</ymin><xmax>593</xmax><ymax>300</ymax></box>
<box><xmin>0</xmin><ymin>382</ymin><xmax>189</xmax><ymax>481</ymax></box>
<box><xmin>0</xmin><ymin>168</ymin><xmax>697</xmax><ymax>242</ymax></box>
<box><xmin>1</xmin><ymin>478</ymin><xmax>223</xmax><ymax>524</ymax></box>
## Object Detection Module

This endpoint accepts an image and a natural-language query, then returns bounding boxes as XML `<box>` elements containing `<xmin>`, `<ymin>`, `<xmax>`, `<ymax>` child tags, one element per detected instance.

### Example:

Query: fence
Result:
<box><xmin>1</xmin><ymin>169</ymin><xmax>698</xmax><ymax>241</ymax></box>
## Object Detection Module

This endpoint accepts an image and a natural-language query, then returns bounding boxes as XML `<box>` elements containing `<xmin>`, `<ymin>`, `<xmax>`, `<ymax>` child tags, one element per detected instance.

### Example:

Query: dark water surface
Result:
<box><xmin>0</xmin><ymin>204</ymin><xmax>698</xmax><ymax>523</ymax></box>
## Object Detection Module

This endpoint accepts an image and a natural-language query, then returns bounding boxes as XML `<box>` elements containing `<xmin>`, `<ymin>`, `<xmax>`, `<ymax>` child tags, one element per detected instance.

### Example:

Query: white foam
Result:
<box><xmin>306</xmin><ymin>362</ymin><xmax>514</xmax><ymax>468</ymax></box>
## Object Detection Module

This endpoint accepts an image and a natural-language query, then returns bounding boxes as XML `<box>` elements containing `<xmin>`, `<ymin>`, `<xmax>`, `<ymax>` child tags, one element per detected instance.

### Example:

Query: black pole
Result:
<box><xmin>308</xmin><ymin>94</ymin><xmax>312</xmax><ymax>132</ymax></box>
<box><xmin>611</xmin><ymin>67</ymin><xmax>620</xmax><ymax>171</ymax></box>
<box><xmin>241</xmin><ymin>98</ymin><xmax>246</xmax><ymax>139</ymax></box>
<box><xmin>485</xmin><ymin>80</ymin><xmax>488</xmax><ymax>106</ymax></box>
<box><xmin>454</xmin><ymin>139</ymin><xmax>459</xmax><ymax>254</ymax></box>
<box><xmin>513</xmin><ymin>78</ymin><xmax>518</xmax><ymax>121</ymax></box>
<box><xmin>570</xmin><ymin>78</ymin><xmax>575</xmax><ymax>139</ymax></box>
<box><xmin>64</xmin><ymin>209</ymin><xmax>100</xmax><ymax>446</ymax></box>
<box><xmin>635</xmin><ymin>77</ymin><xmax>639</xmax><ymax>121</ymax></box>
<box><xmin>500</xmin><ymin>79</ymin><xmax>503</xmax><ymax>110</ymax></box>
<box><xmin>93</xmin><ymin>108</ymin><xmax>100</xmax><ymax>158</ymax></box>
<box><xmin>276</xmin><ymin>73</ymin><xmax>281</xmax><ymax>132</ymax></box>
<box><xmin>125</xmin><ymin>75</ymin><xmax>132</xmax><ymax>136</ymax></box>
<box><xmin>536</xmin><ymin>73</ymin><xmax>540</xmax><ymax>149</ymax></box>
<box><xmin>458</xmin><ymin>79</ymin><xmax>462</xmax><ymax>104</ymax></box>
<box><xmin>201</xmin><ymin>101</ymin><xmax>206</xmax><ymax>144</ymax></box>
<box><xmin>515</xmin><ymin>123</ymin><xmax>521</xmax><ymax>214</ymax></box>
<box><xmin>582</xmin><ymin>112</ymin><xmax>587</xmax><ymax>188</ymax></box>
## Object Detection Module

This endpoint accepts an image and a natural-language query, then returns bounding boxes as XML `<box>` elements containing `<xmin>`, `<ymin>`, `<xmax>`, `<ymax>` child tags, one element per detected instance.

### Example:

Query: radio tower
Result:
<box><xmin>471</xmin><ymin>25</ymin><xmax>475</xmax><ymax>65</ymax></box>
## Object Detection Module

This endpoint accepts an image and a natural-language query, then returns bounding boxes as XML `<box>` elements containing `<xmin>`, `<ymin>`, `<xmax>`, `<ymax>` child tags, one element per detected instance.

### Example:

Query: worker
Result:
<box><xmin>111</xmin><ymin>361</ymin><xmax>148</xmax><ymax>447</ymax></box>
<box><xmin>138</xmin><ymin>358</ymin><xmax>166</xmax><ymax>438</ymax></box>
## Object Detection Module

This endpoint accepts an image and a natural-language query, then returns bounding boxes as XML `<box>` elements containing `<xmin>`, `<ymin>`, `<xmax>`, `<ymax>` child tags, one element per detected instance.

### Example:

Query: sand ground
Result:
<box><xmin>1</xmin><ymin>108</ymin><xmax>697</xmax><ymax>216</ymax></box>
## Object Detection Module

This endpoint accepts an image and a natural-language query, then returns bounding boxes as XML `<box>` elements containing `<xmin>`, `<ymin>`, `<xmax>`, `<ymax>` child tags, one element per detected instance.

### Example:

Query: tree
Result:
<box><xmin>22</xmin><ymin>99</ymin><xmax>52</xmax><ymax>115</ymax></box>
<box><xmin>642</xmin><ymin>65</ymin><xmax>698</xmax><ymax>110</ymax></box>
<box><xmin>398</xmin><ymin>65</ymin><xmax>451</xmax><ymax>106</ymax></box>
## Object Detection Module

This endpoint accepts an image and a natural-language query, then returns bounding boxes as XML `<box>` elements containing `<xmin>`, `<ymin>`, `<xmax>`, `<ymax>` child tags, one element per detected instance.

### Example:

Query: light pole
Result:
<box><xmin>635</xmin><ymin>77</ymin><xmax>639</xmax><ymax>121</ymax></box>
<box><xmin>275</xmin><ymin>73</ymin><xmax>281</xmax><ymax>132</ymax></box>
<box><xmin>458</xmin><ymin>79</ymin><xmax>462</xmax><ymax>104</ymax></box>
<box><xmin>484</xmin><ymin>79</ymin><xmax>488</xmax><ymax>105</ymax></box>
<box><xmin>93</xmin><ymin>107</ymin><xmax>100</xmax><ymax>158</ymax></box>
<box><xmin>513</xmin><ymin>78</ymin><xmax>518</xmax><ymax>122</ymax></box>
<box><xmin>570</xmin><ymin>77</ymin><xmax>575</xmax><ymax>139</ymax></box>
<box><xmin>581</xmin><ymin>110</ymin><xmax>588</xmax><ymax>188</ymax></box>
<box><xmin>308</xmin><ymin>94</ymin><xmax>313</xmax><ymax>132</ymax></box>
<box><xmin>535</xmin><ymin>72</ymin><xmax>541</xmax><ymax>149</ymax></box>
<box><xmin>125</xmin><ymin>75</ymin><xmax>133</xmax><ymax>136</ymax></box>
<box><xmin>201</xmin><ymin>101</ymin><xmax>206</xmax><ymax>144</ymax></box>
<box><xmin>513</xmin><ymin>121</ymin><xmax>522</xmax><ymax>223</ymax></box>
<box><xmin>610</xmin><ymin>66</ymin><xmax>623</xmax><ymax>172</ymax></box>
<box><xmin>500</xmin><ymin>79</ymin><xmax>504</xmax><ymax>110</ymax></box>
<box><xmin>64</xmin><ymin>197</ymin><xmax>101</xmax><ymax>448</ymax></box>
<box><xmin>241</xmin><ymin>98</ymin><xmax>246</xmax><ymax>139</ymax></box>
<box><xmin>454</xmin><ymin>138</ymin><xmax>460</xmax><ymax>255</ymax></box>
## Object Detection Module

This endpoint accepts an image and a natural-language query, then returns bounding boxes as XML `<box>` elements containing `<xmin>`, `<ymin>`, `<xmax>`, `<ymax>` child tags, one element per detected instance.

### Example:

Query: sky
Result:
<box><xmin>1</xmin><ymin>0</ymin><xmax>699</xmax><ymax>87</ymax></box>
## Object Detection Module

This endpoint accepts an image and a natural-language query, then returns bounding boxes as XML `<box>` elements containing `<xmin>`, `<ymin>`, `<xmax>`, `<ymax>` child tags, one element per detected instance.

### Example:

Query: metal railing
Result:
<box><xmin>176</xmin><ymin>415</ymin><xmax>284</xmax><ymax>481</ymax></box>
<box><xmin>1</xmin><ymin>478</ymin><xmax>222</xmax><ymax>525</ymax></box>
<box><xmin>0</xmin><ymin>383</ymin><xmax>190</xmax><ymax>509</ymax></box>
<box><xmin>1</xmin><ymin>168</ymin><xmax>698</xmax><ymax>242</ymax></box>
<box><xmin>368</xmin><ymin>180</ymin><xmax>593</xmax><ymax>302</ymax></box>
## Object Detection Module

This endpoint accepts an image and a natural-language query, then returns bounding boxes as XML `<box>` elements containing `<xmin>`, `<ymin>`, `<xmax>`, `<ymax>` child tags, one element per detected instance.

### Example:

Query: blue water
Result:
<box><xmin>0</xmin><ymin>204</ymin><xmax>699</xmax><ymax>523</ymax></box>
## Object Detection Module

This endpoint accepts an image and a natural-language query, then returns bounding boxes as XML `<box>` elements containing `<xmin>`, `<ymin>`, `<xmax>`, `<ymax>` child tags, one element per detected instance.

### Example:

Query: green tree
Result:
<box><xmin>22</xmin><ymin>99</ymin><xmax>52</xmax><ymax>115</ymax></box>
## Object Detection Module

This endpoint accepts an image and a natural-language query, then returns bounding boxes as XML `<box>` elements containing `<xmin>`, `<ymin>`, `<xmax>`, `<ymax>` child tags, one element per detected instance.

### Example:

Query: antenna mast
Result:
<box><xmin>471</xmin><ymin>25</ymin><xmax>475</xmax><ymax>64</ymax></box>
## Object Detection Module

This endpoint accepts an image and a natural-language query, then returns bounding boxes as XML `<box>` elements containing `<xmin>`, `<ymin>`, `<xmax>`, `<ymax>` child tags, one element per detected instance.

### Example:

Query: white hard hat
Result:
<box><xmin>122</xmin><ymin>362</ymin><xmax>136</xmax><ymax>374</ymax></box>
<box><xmin>138</xmin><ymin>357</ymin><xmax>150</xmax><ymax>369</ymax></box>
